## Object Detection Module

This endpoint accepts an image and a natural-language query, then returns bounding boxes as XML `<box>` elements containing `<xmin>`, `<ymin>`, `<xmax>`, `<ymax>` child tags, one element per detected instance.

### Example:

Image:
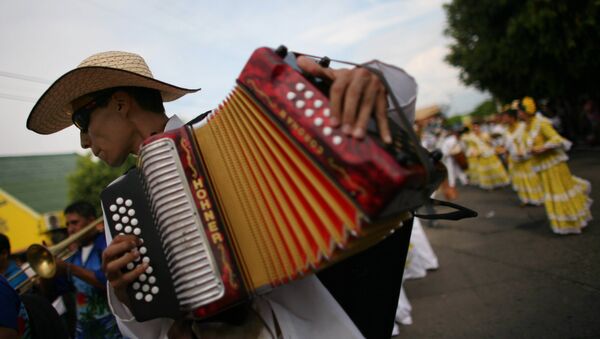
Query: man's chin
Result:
<box><xmin>104</xmin><ymin>156</ymin><xmax>126</xmax><ymax>168</ymax></box>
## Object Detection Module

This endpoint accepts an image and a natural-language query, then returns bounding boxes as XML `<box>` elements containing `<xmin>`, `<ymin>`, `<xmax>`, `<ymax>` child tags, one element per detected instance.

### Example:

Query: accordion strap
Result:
<box><xmin>413</xmin><ymin>198</ymin><xmax>478</xmax><ymax>221</ymax></box>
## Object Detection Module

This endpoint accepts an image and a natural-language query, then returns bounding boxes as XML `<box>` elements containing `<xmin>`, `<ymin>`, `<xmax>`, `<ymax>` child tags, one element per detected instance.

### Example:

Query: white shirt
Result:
<box><xmin>104</xmin><ymin>62</ymin><xmax>417</xmax><ymax>338</ymax></box>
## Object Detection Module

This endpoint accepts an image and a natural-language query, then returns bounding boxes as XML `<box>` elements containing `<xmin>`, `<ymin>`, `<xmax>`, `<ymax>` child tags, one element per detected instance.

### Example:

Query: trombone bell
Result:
<box><xmin>26</xmin><ymin>244</ymin><xmax>56</xmax><ymax>279</ymax></box>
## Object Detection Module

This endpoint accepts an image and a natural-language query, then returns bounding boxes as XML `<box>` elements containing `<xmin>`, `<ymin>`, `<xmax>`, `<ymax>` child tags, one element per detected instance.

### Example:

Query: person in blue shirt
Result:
<box><xmin>0</xmin><ymin>275</ymin><xmax>30</xmax><ymax>339</ymax></box>
<box><xmin>0</xmin><ymin>233</ymin><xmax>27</xmax><ymax>290</ymax></box>
<box><xmin>56</xmin><ymin>201</ymin><xmax>122</xmax><ymax>339</ymax></box>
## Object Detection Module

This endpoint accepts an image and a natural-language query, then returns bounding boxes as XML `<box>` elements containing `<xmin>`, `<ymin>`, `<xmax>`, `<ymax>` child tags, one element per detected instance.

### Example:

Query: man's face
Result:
<box><xmin>65</xmin><ymin>212</ymin><xmax>94</xmax><ymax>236</ymax></box>
<box><xmin>74</xmin><ymin>92</ymin><xmax>136</xmax><ymax>166</ymax></box>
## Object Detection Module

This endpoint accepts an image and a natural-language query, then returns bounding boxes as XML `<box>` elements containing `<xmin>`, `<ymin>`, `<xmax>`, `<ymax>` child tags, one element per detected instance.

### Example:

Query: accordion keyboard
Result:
<box><xmin>102</xmin><ymin>139</ymin><xmax>225</xmax><ymax>320</ymax></box>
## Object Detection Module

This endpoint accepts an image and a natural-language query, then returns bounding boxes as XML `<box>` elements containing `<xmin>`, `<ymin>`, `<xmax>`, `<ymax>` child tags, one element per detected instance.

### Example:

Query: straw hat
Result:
<box><xmin>415</xmin><ymin>105</ymin><xmax>441</xmax><ymax>122</ymax></box>
<box><xmin>27</xmin><ymin>51</ymin><xmax>201</xmax><ymax>134</ymax></box>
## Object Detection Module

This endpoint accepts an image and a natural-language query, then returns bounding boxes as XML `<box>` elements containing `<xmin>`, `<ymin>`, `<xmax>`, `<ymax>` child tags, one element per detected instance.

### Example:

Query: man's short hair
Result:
<box><xmin>64</xmin><ymin>201</ymin><xmax>97</xmax><ymax>219</ymax></box>
<box><xmin>88</xmin><ymin>86</ymin><xmax>165</xmax><ymax>114</ymax></box>
<box><xmin>0</xmin><ymin>233</ymin><xmax>10</xmax><ymax>254</ymax></box>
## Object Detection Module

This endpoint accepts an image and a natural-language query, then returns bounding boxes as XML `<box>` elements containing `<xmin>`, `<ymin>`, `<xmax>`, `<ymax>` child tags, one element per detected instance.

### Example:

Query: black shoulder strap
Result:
<box><xmin>414</xmin><ymin>199</ymin><xmax>478</xmax><ymax>220</ymax></box>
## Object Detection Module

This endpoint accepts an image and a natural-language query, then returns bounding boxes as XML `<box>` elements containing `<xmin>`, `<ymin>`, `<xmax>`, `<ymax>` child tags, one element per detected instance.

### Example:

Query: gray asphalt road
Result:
<box><xmin>396</xmin><ymin>149</ymin><xmax>600</xmax><ymax>339</ymax></box>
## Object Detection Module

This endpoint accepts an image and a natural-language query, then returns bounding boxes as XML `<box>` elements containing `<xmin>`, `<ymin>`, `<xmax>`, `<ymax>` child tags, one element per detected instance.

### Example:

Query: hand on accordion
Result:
<box><xmin>296</xmin><ymin>56</ymin><xmax>391</xmax><ymax>144</ymax></box>
<box><xmin>102</xmin><ymin>234</ymin><xmax>147</xmax><ymax>308</ymax></box>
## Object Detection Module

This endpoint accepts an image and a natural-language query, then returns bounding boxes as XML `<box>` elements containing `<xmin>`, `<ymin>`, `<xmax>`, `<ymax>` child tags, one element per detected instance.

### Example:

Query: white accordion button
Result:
<box><xmin>142</xmin><ymin>284</ymin><xmax>150</xmax><ymax>292</ymax></box>
<box><xmin>115</xmin><ymin>223</ymin><xmax>123</xmax><ymax>231</ymax></box>
<box><xmin>314</xmin><ymin>117</ymin><xmax>323</xmax><ymax>127</ymax></box>
<box><xmin>121</xmin><ymin>216</ymin><xmax>130</xmax><ymax>224</ymax></box>
<box><xmin>144</xmin><ymin>294</ymin><xmax>153</xmax><ymax>302</ymax></box>
<box><xmin>314</xmin><ymin>99</ymin><xmax>323</xmax><ymax>108</ymax></box>
<box><xmin>126</xmin><ymin>262</ymin><xmax>135</xmax><ymax>270</ymax></box>
<box><xmin>124</xmin><ymin>226</ymin><xmax>132</xmax><ymax>234</ymax></box>
<box><xmin>146</xmin><ymin>266</ymin><xmax>153</xmax><ymax>274</ymax></box>
<box><xmin>139</xmin><ymin>274</ymin><xmax>147</xmax><ymax>282</ymax></box>
<box><xmin>295</xmin><ymin>100</ymin><xmax>305</xmax><ymax>109</ymax></box>
<box><xmin>133</xmin><ymin>282</ymin><xmax>140</xmax><ymax>290</ymax></box>
<box><xmin>112</xmin><ymin>214</ymin><xmax>120</xmax><ymax>222</ymax></box>
<box><xmin>305</xmin><ymin>109</ymin><xmax>314</xmax><ymax>117</ymax></box>
<box><xmin>133</xmin><ymin>228</ymin><xmax>141</xmax><ymax>236</ymax></box>
<box><xmin>119</xmin><ymin>206</ymin><xmax>126</xmax><ymax>214</ymax></box>
<box><xmin>323</xmin><ymin>108</ymin><xmax>331</xmax><ymax>117</ymax></box>
<box><xmin>286</xmin><ymin>91</ymin><xmax>296</xmax><ymax>100</ymax></box>
<box><xmin>140</xmin><ymin>246</ymin><xmax>147</xmax><ymax>255</ymax></box>
<box><xmin>125</xmin><ymin>199</ymin><xmax>133</xmax><ymax>207</ymax></box>
<box><xmin>135</xmin><ymin>292</ymin><xmax>143</xmax><ymax>300</ymax></box>
<box><xmin>131</xmin><ymin>218</ymin><xmax>138</xmax><ymax>226</ymax></box>
<box><xmin>295</xmin><ymin>82</ymin><xmax>306</xmax><ymax>91</ymax></box>
<box><xmin>128</xmin><ymin>209</ymin><xmax>135</xmax><ymax>217</ymax></box>
<box><xmin>109</xmin><ymin>204</ymin><xmax>117</xmax><ymax>212</ymax></box>
<box><xmin>148</xmin><ymin>276</ymin><xmax>156</xmax><ymax>284</ymax></box>
<box><xmin>142</xmin><ymin>257</ymin><xmax>150</xmax><ymax>264</ymax></box>
<box><xmin>333</xmin><ymin>135</ymin><xmax>343</xmax><ymax>145</ymax></box>
<box><xmin>304</xmin><ymin>90</ymin><xmax>314</xmax><ymax>99</ymax></box>
<box><xmin>151</xmin><ymin>286</ymin><xmax>159</xmax><ymax>294</ymax></box>
<box><xmin>323</xmin><ymin>126</ymin><xmax>332</xmax><ymax>136</ymax></box>
<box><xmin>116</xmin><ymin>197</ymin><xmax>124</xmax><ymax>205</ymax></box>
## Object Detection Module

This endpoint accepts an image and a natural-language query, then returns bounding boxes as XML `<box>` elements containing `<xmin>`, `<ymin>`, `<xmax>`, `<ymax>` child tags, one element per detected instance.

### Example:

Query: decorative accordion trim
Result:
<box><xmin>139</xmin><ymin>138</ymin><xmax>225</xmax><ymax>311</ymax></box>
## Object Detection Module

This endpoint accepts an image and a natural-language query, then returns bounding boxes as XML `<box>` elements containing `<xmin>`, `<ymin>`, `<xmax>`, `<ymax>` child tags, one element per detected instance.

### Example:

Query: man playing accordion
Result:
<box><xmin>27</xmin><ymin>47</ymin><xmax>420</xmax><ymax>338</ymax></box>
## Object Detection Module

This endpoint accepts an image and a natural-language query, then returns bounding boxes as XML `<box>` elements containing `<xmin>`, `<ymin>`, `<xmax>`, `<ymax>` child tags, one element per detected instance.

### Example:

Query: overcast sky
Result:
<box><xmin>0</xmin><ymin>0</ymin><xmax>487</xmax><ymax>157</ymax></box>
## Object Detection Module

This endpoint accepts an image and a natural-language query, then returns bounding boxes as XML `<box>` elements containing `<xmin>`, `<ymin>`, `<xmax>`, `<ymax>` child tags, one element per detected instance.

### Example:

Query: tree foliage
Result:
<box><xmin>469</xmin><ymin>99</ymin><xmax>497</xmax><ymax>119</ymax></box>
<box><xmin>444</xmin><ymin>0</ymin><xmax>600</xmax><ymax>103</ymax></box>
<box><xmin>67</xmin><ymin>154</ymin><xmax>137</xmax><ymax>213</ymax></box>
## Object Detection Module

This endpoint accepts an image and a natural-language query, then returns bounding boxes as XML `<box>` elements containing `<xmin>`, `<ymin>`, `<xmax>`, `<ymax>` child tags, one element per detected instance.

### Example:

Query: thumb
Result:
<box><xmin>296</xmin><ymin>56</ymin><xmax>336</xmax><ymax>81</ymax></box>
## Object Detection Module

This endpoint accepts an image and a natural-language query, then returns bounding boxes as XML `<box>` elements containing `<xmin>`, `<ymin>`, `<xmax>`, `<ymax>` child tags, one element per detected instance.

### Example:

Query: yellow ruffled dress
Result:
<box><xmin>462</xmin><ymin>132</ymin><xmax>510</xmax><ymax>190</ymax></box>
<box><xmin>523</xmin><ymin>114</ymin><xmax>592</xmax><ymax>234</ymax></box>
<box><xmin>505</xmin><ymin>122</ymin><xmax>544</xmax><ymax>205</ymax></box>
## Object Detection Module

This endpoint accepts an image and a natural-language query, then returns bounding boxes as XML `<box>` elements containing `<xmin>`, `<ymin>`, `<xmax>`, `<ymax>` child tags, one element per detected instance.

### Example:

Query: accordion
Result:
<box><xmin>101</xmin><ymin>46</ymin><xmax>445</xmax><ymax>321</ymax></box>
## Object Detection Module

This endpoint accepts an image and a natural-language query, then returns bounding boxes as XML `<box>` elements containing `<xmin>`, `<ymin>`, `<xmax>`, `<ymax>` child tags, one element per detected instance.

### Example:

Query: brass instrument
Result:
<box><xmin>7</xmin><ymin>217</ymin><xmax>103</xmax><ymax>291</ymax></box>
<box><xmin>26</xmin><ymin>216</ymin><xmax>103</xmax><ymax>279</ymax></box>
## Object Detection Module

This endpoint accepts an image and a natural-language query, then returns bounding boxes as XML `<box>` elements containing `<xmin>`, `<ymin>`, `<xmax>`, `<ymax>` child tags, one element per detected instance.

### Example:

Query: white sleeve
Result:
<box><xmin>259</xmin><ymin>275</ymin><xmax>364</xmax><ymax>339</ymax></box>
<box><xmin>363</xmin><ymin>60</ymin><xmax>418</xmax><ymax>125</ymax></box>
<box><xmin>102</xmin><ymin>204</ymin><xmax>174</xmax><ymax>339</ymax></box>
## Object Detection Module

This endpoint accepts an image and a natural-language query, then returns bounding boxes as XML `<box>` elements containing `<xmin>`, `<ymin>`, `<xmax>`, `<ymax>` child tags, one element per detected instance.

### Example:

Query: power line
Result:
<box><xmin>0</xmin><ymin>92</ymin><xmax>37</xmax><ymax>103</ymax></box>
<box><xmin>0</xmin><ymin>71</ymin><xmax>50</xmax><ymax>84</ymax></box>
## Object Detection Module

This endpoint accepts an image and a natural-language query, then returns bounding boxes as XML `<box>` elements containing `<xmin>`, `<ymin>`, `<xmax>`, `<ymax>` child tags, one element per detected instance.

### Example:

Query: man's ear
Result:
<box><xmin>112</xmin><ymin>91</ymin><xmax>131</xmax><ymax>116</ymax></box>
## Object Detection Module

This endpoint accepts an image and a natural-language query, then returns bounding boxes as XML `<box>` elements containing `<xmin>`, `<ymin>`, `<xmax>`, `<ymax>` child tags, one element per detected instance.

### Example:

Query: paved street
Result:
<box><xmin>397</xmin><ymin>149</ymin><xmax>600</xmax><ymax>338</ymax></box>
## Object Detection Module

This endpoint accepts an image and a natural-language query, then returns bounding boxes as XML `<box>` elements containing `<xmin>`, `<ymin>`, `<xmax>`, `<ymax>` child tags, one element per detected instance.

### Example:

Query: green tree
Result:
<box><xmin>67</xmin><ymin>154</ymin><xmax>137</xmax><ymax>213</ymax></box>
<box><xmin>444</xmin><ymin>0</ymin><xmax>600</xmax><ymax>134</ymax></box>
<box><xmin>470</xmin><ymin>99</ymin><xmax>497</xmax><ymax>119</ymax></box>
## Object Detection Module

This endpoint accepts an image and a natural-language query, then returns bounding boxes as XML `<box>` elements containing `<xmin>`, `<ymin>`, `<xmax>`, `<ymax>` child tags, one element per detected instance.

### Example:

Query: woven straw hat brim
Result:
<box><xmin>415</xmin><ymin>105</ymin><xmax>440</xmax><ymax>122</ymax></box>
<box><xmin>27</xmin><ymin>66</ymin><xmax>200</xmax><ymax>135</ymax></box>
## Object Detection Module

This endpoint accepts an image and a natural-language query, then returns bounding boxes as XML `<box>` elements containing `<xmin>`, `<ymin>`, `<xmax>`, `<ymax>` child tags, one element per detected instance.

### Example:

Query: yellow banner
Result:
<box><xmin>0</xmin><ymin>188</ymin><xmax>49</xmax><ymax>253</ymax></box>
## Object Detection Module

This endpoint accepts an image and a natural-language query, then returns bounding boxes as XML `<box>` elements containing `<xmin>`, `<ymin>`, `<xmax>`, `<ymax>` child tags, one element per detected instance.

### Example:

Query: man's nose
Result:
<box><xmin>80</xmin><ymin>132</ymin><xmax>91</xmax><ymax>149</ymax></box>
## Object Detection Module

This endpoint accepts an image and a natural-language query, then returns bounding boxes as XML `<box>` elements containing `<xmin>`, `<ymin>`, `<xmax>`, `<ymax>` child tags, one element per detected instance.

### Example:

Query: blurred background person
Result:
<box><xmin>0</xmin><ymin>233</ymin><xmax>27</xmax><ymax>290</ymax></box>
<box><xmin>57</xmin><ymin>201</ymin><xmax>122</xmax><ymax>339</ymax></box>
<box><xmin>502</xmin><ymin>109</ymin><xmax>544</xmax><ymax>206</ymax></box>
<box><xmin>518</xmin><ymin>97</ymin><xmax>593</xmax><ymax>234</ymax></box>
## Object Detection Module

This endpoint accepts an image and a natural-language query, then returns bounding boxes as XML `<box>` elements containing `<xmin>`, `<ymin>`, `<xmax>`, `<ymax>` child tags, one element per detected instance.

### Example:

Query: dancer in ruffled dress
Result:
<box><xmin>519</xmin><ymin>97</ymin><xmax>593</xmax><ymax>234</ymax></box>
<box><xmin>461</xmin><ymin>122</ymin><xmax>510</xmax><ymax>190</ymax></box>
<box><xmin>503</xmin><ymin>109</ymin><xmax>544</xmax><ymax>206</ymax></box>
